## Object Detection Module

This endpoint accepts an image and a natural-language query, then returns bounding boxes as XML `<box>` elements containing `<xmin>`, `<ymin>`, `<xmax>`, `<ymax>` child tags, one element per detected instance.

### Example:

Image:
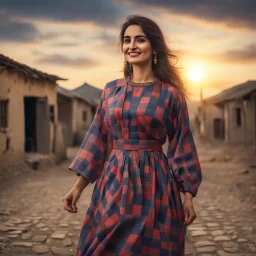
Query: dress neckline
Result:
<box><xmin>126</xmin><ymin>76</ymin><xmax>159</xmax><ymax>87</ymax></box>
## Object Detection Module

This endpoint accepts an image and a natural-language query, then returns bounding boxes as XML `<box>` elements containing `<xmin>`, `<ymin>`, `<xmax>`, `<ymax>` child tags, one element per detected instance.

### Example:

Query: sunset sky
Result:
<box><xmin>0</xmin><ymin>0</ymin><xmax>255</xmax><ymax>101</ymax></box>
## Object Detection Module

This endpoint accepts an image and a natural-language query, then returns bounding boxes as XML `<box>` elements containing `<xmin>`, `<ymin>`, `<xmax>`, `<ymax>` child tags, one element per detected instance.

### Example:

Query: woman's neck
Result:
<box><xmin>130</xmin><ymin>63</ymin><xmax>155</xmax><ymax>83</ymax></box>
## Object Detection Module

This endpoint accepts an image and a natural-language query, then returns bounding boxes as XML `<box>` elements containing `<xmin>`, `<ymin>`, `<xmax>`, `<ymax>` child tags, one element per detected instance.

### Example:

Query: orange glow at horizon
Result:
<box><xmin>188</xmin><ymin>66</ymin><xmax>205</xmax><ymax>82</ymax></box>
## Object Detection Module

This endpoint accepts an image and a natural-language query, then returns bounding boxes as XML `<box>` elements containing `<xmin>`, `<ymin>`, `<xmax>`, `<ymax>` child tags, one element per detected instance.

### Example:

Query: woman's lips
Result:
<box><xmin>128</xmin><ymin>52</ymin><xmax>141</xmax><ymax>57</ymax></box>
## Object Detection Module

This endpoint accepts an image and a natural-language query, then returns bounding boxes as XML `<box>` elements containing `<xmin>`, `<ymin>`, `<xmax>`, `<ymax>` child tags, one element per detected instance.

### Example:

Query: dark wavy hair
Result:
<box><xmin>118</xmin><ymin>15</ymin><xmax>189</xmax><ymax>99</ymax></box>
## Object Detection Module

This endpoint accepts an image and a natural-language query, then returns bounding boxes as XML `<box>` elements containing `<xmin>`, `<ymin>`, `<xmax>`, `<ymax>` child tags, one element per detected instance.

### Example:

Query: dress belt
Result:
<box><xmin>113</xmin><ymin>139</ymin><xmax>163</xmax><ymax>153</ymax></box>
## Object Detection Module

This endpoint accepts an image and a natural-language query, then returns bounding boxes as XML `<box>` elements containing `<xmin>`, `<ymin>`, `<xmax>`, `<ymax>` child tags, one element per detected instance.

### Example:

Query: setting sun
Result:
<box><xmin>188</xmin><ymin>66</ymin><xmax>205</xmax><ymax>82</ymax></box>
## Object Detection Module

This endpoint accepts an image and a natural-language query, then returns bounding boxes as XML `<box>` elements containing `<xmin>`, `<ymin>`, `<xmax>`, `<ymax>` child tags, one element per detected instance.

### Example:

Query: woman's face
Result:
<box><xmin>122</xmin><ymin>25</ymin><xmax>153</xmax><ymax>66</ymax></box>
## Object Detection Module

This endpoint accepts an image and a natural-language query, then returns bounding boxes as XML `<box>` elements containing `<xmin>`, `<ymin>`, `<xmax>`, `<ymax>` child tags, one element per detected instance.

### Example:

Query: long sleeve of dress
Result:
<box><xmin>166</xmin><ymin>89</ymin><xmax>202</xmax><ymax>197</ymax></box>
<box><xmin>69</xmin><ymin>84</ymin><xmax>109</xmax><ymax>183</ymax></box>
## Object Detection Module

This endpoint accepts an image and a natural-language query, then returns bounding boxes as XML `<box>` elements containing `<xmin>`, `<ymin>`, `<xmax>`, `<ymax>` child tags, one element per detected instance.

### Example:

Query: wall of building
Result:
<box><xmin>55</xmin><ymin>123</ymin><xmax>67</xmax><ymax>164</ymax></box>
<box><xmin>225</xmin><ymin>96</ymin><xmax>256</xmax><ymax>146</ymax></box>
<box><xmin>253</xmin><ymin>95</ymin><xmax>256</xmax><ymax>148</ymax></box>
<box><xmin>58</xmin><ymin>95</ymin><xmax>73</xmax><ymax>146</ymax></box>
<box><xmin>226</xmin><ymin>100</ymin><xmax>243</xmax><ymax>145</ymax></box>
<box><xmin>73</xmin><ymin>98</ymin><xmax>94</xmax><ymax>145</ymax></box>
<box><xmin>243</xmin><ymin>95</ymin><xmax>256</xmax><ymax>147</ymax></box>
<box><xmin>224</xmin><ymin>104</ymin><xmax>229</xmax><ymax>144</ymax></box>
<box><xmin>202</xmin><ymin>103</ymin><xmax>224</xmax><ymax>141</ymax></box>
<box><xmin>201</xmin><ymin>91</ymin><xmax>256</xmax><ymax>149</ymax></box>
<box><xmin>0</xmin><ymin>70</ymin><xmax>57</xmax><ymax>170</ymax></box>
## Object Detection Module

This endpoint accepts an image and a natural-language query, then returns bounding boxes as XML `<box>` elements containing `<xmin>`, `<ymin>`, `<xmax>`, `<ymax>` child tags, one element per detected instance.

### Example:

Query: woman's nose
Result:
<box><xmin>129</xmin><ymin>40</ymin><xmax>137</xmax><ymax>50</ymax></box>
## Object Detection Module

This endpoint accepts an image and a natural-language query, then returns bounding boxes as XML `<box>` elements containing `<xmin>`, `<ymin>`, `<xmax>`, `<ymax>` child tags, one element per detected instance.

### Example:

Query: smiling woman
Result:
<box><xmin>64</xmin><ymin>14</ymin><xmax>202</xmax><ymax>256</ymax></box>
<box><xmin>118</xmin><ymin>16</ymin><xmax>191</xmax><ymax>101</ymax></box>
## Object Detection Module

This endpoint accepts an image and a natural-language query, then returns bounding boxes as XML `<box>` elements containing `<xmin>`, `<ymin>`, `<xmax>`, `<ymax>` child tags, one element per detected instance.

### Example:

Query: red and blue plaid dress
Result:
<box><xmin>69</xmin><ymin>77</ymin><xmax>202</xmax><ymax>256</ymax></box>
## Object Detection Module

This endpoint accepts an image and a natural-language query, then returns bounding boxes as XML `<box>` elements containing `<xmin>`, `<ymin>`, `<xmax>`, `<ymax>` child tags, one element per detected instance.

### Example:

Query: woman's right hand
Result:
<box><xmin>63</xmin><ymin>187</ymin><xmax>82</xmax><ymax>213</ymax></box>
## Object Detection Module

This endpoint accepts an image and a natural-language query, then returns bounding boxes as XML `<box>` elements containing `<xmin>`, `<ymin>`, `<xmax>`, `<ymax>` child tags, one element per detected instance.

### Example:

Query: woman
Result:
<box><xmin>63</xmin><ymin>15</ymin><xmax>202</xmax><ymax>256</ymax></box>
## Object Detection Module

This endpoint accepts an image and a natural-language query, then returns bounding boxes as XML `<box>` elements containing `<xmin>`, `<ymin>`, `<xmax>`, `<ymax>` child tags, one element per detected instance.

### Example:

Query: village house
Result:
<box><xmin>0</xmin><ymin>54</ymin><xmax>67</xmax><ymax>172</ymax></box>
<box><xmin>57</xmin><ymin>85</ymin><xmax>100</xmax><ymax>146</ymax></box>
<box><xmin>197</xmin><ymin>80</ymin><xmax>256</xmax><ymax>148</ymax></box>
<box><xmin>71</xmin><ymin>82</ymin><xmax>102</xmax><ymax>144</ymax></box>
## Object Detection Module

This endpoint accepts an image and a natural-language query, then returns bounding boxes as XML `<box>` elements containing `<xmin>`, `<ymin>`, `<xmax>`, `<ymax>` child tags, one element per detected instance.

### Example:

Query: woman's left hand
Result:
<box><xmin>182</xmin><ymin>193</ymin><xmax>197</xmax><ymax>226</ymax></box>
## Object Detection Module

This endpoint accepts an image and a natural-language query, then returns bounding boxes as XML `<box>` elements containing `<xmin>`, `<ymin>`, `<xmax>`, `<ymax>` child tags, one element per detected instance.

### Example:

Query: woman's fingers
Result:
<box><xmin>72</xmin><ymin>197</ymin><xmax>78</xmax><ymax>213</ymax></box>
<box><xmin>63</xmin><ymin>189</ymin><xmax>81</xmax><ymax>214</ymax></box>
<box><xmin>182</xmin><ymin>207</ymin><xmax>189</xmax><ymax>225</ymax></box>
<box><xmin>186</xmin><ymin>211</ymin><xmax>197</xmax><ymax>226</ymax></box>
<box><xmin>182</xmin><ymin>200</ymin><xmax>197</xmax><ymax>226</ymax></box>
<box><xmin>63</xmin><ymin>197</ymin><xmax>73</xmax><ymax>213</ymax></box>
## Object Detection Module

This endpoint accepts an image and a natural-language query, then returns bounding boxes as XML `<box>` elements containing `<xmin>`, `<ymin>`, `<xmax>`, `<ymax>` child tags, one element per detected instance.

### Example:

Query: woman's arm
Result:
<box><xmin>165</xmin><ymin>88</ymin><xmax>202</xmax><ymax>226</ymax></box>
<box><xmin>166</xmin><ymin>89</ymin><xmax>202</xmax><ymax>198</ymax></box>
<box><xmin>70</xmin><ymin>85</ymin><xmax>112</xmax><ymax>191</ymax></box>
<box><xmin>63</xmin><ymin>175</ymin><xmax>90</xmax><ymax>214</ymax></box>
<box><xmin>73</xmin><ymin>175</ymin><xmax>90</xmax><ymax>192</ymax></box>
<box><xmin>183</xmin><ymin>191</ymin><xmax>197</xmax><ymax>226</ymax></box>
<box><xmin>69</xmin><ymin>84</ymin><xmax>109</xmax><ymax>183</ymax></box>
<box><xmin>74</xmin><ymin>133</ymin><xmax>113</xmax><ymax>192</ymax></box>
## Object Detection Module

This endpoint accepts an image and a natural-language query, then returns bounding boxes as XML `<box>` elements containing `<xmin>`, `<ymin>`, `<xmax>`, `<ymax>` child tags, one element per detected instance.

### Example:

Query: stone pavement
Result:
<box><xmin>0</xmin><ymin>139</ymin><xmax>255</xmax><ymax>255</ymax></box>
<box><xmin>0</xmin><ymin>148</ymin><xmax>94</xmax><ymax>256</ymax></box>
<box><xmin>184</xmin><ymin>139</ymin><xmax>256</xmax><ymax>256</ymax></box>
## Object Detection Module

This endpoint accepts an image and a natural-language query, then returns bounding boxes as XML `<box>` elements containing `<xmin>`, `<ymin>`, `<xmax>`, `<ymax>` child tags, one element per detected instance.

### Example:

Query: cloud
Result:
<box><xmin>91</xmin><ymin>31</ymin><xmax>121</xmax><ymax>53</ymax></box>
<box><xmin>38</xmin><ymin>31</ymin><xmax>78</xmax><ymax>41</ymax></box>
<box><xmin>0</xmin><ymin>0</ymin><xmax>127</xmax><ymax>26</ymax></box>
<box><xmin>0</xmin><ymin>13</ymin><xmax>80</xmax><ymax>43</ymax></box>
<box><xmin>213</xmin><ymin>43</ymin><xmax>256</xmax><ymax>63</ymax></box>
<box><xmin>123</xmin><ymin>0</ymin><xmax>256</xmax><ymax>30</ymax></box>
<box><xmin>36</xmin><ymin>53</ymin><xmax>100</xmax><ymax>68</ymax></box>
<box><xmin>92</xmin><ymin>31</ymin><xmax>118</xmax><ymax>43</ymax></box>
<box><xmin>183</xmin><ymin>43</ymin><xmax>256</xmax><ymax>64</ymax></box>
<box><xmin>0</xmin><ymin>12</ymin><xmax>39</xmax><ymax>42</ymax></box>
<box><xmin>50</xmin><ymin>42</ymin><xmax>81</xmax><ymax>47</ymax></box>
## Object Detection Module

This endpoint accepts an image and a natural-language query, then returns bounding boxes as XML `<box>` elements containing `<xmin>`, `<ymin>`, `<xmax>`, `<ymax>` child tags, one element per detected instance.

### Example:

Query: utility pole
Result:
<box><xmin>200</xmin><ymin>87</ymin><xmax>203</xmax><ymax>103</ymax></box>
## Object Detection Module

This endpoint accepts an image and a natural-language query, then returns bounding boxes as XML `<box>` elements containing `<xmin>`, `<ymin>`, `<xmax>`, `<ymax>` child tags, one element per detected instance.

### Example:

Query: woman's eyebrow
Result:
<box><xmin>123</xmin><ymin>35</ymin><xmax>147</xmax><ymax>39</ymax></box>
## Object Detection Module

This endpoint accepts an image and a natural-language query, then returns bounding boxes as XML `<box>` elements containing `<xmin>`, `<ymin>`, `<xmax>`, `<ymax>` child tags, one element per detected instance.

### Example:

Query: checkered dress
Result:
<box><xmin>69</xmin><ymin>77</ymin><xmax>202</xmax><ymax>256</ymax></box>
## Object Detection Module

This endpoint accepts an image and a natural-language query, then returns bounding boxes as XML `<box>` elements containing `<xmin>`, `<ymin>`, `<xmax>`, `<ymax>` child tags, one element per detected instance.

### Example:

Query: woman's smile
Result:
<box><xmin>128</xmin><ymin>52</ymin><xmax>141</xmax><ymax>57</ymax></box>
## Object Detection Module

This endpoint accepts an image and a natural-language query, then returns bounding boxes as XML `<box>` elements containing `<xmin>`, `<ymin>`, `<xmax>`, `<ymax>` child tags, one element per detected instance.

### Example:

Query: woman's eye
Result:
<box><xmin>124</xmin><ymin>38</ymin><xmax>145</xmax><ymax>44</ymax></box>
<box><xmin>137</xmin><ymin>38</ymin><xmax>145</xmax><ymax>43</ymax></box>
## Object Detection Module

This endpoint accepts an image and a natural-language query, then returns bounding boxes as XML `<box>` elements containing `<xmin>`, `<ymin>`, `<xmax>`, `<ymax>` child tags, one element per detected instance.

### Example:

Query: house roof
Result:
<box><xmin>57</xmin><ymin>85</ymin><xmax>74</xmax><ymax>99</ymax></box>
<box><xmin>57</xmin><ymin>85</ymin><xmax>95</xmax><ymax>106</ymax></box>
<box><xmin>204</xmin><ymin>80</ymin><xmax>256</xmax><ymax>104</ymax></box>
<box><xmin>0</xmin><ymin>53</ymin><xmax>67</xmax><ymax>83</ymax></box>
<box><xmin>72</xmin><ymin>82</ymin><xmax>103</xmax><ymax>102</ymax></box>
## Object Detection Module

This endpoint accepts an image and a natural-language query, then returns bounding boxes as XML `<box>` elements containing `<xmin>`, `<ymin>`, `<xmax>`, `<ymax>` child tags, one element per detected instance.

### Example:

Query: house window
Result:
<box><xmin>235</xmin><ymin>108</ymin><xmax>241</xmax><ymax>127</ymax></box>
<box><xmin>0</xmin><ymin>100</ymin><xmax>8</xmax><ymax>129</ymax></box>
<box><xmin>49</xmin><ymin>105</ymin><xmax>55</xmax><ymax>123</ymax></box>
<box><xmin>83</xmin><ymin>111</ymin><xmax>87</xmax><ymax>122</ymax></box>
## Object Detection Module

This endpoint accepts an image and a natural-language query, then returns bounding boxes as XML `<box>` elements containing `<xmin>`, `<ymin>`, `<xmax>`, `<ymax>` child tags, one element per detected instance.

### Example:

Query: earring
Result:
<box><xmin>153</xmin><ymin>54</ymin><xmax>157</xmax><ymax>64</ymax></box>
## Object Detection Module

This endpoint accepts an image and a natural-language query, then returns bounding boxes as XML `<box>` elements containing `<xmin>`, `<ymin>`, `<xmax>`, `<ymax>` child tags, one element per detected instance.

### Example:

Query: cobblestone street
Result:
<box><xmin>184</xmin><ymin>140</ymin><xmax>256</xmax><ymax>256</ymax></box>
<box><xmin>0</xmin><ymin>139</ymin><xmax>255</xmax><ymax>256</ymax></box>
